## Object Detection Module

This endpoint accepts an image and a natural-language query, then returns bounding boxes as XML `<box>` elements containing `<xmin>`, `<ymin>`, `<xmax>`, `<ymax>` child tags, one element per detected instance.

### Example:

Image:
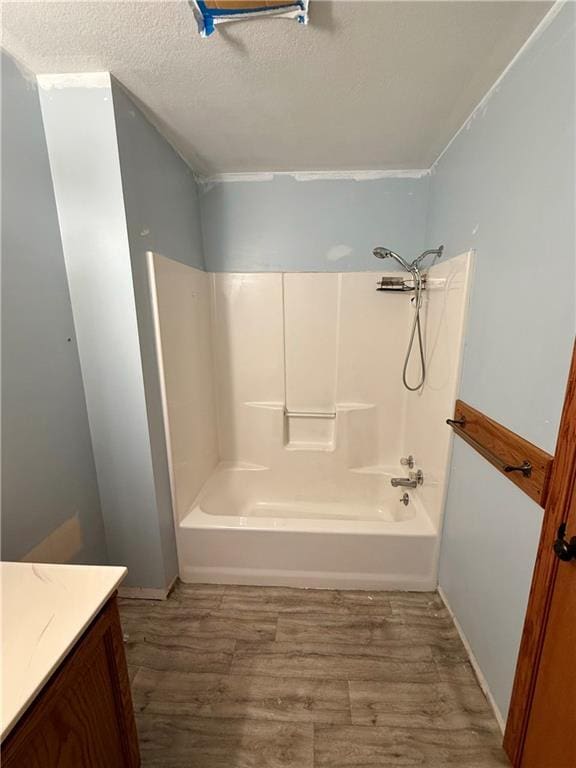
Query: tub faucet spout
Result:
<box><xmin>391</xmin><ymin>477</ymin><xmax>417</xmax><ymax>488</ymax></box>
<box><xmin>390</xmin><ymin>470</ymin><xmax>423</xmax><ymax>488</ymax></box>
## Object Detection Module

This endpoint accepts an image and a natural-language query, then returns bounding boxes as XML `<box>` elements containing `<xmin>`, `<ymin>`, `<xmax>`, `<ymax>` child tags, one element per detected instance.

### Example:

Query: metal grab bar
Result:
<box><xmin>284</xmin><ymin>409</ymin><xmax>336</xmax><ymax>419</ymax></box>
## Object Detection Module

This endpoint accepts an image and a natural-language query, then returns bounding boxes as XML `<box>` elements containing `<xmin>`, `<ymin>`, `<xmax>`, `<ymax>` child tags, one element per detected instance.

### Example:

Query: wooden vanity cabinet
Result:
<box><xmin>1</xmin><ymin>595</ymin><xmax>140</xmax><ymax>767</ymax></box>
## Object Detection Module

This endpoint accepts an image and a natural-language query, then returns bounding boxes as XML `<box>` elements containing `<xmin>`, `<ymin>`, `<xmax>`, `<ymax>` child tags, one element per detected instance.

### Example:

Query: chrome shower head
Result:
<box><xmin>373</xmin><ymin>247</ymin><xmax>393</xmax><ymax>259</ymax></box>
<box><xmin>373</xmin><ymin>247</ymin><xmax>413</xmax><ymax>272</ymax></box>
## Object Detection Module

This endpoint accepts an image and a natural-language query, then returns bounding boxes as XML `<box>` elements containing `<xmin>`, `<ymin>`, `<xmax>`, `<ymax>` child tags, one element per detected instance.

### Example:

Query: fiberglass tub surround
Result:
<box><xmin>150</xmin><ymin>252</ymin><xmax>473</xmax><ymax>589</ymax></box>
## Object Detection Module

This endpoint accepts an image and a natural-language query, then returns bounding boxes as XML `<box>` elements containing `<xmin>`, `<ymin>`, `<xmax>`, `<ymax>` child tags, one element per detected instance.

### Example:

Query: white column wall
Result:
<box><xmin>39</xmin><ymin>74</ymin><xmax>176</xmax><ymax>590</ymax></box>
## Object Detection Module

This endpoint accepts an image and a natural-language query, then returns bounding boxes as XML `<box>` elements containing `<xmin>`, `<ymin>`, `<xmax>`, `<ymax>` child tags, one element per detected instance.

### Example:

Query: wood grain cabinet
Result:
<box><xmin>1</xmin><ymin>595</ymin><xmax>140</xmax><ymax>767</ymax></box>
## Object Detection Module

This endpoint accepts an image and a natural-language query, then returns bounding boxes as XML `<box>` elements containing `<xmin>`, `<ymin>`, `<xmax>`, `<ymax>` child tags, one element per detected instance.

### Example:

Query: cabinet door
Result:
<box><xmin>2</xmin><ymin>596</ymin><xmax>140</xmax><ymax>768</ymax></box>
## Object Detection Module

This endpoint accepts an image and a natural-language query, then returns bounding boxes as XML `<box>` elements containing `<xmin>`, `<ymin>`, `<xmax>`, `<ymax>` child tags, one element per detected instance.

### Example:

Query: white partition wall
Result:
<box><xmin>208</xmin><ymin>271</ymin><xmax>411</xmax><ymax>467</ymax></box>
<box><xmin>149</xmin><ymin>254</ymin><xmax>219</xmax><ymax>523</ymax></box>
<box><xmin>211</xmin><ymin>274</ymin><xmax>285</xmax><ymax>463</ymax></box>
<box><xmin>284</xmin><ymin>274</ymin><xmax>339</xmax><ymax>449</ymax></box>
<box><xmin>337</xmin><ymin>272</ymin><xmax>410</xmax><ymax>467</ymax></box>
<box><xmin>402</xmin><ymin>252</ymin><xmax>474</xmax><ymax>530</ymax></box>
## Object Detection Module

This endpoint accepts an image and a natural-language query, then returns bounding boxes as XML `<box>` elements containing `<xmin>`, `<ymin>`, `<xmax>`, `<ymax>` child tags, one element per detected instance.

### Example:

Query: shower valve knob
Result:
<box><xmin>400</xmin><ymin>455</ymin><xmax>415</xmax><ymax>469</ymax></box>
<box><xmin>410</xmin><ymin>469</ymin><xmax>424</xmax><ymax>486</ymax></box>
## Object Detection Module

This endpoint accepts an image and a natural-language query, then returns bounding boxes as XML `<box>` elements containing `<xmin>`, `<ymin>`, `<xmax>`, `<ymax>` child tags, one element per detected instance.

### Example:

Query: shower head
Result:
<box><xmin>373</xmin><ymin>247</ymin><xmax>394</xmax><ymax>259</ymax></box>
<box><xmin>372</xmin><ymin>247</ymin><xmax>413</xmax><ymax>272</ymax></box>
<box><xmin>373</xmin><ymin>244</ymin><xmax>444</xmax><ymax>272</ymax></box>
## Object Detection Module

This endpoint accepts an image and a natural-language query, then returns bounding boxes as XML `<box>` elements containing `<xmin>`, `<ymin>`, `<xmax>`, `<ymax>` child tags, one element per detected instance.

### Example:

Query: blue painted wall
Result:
<box><xmin>112</xmin><ymin>79</ymin><xmax>208</xmax><ymax>587</ymax></box>
<box><xmin>200</xmin><ymin>174</ymin><xmax>431</xmax><ymax>272</ymax></box>
<box><xmin>112</xmin><ymin>79</ymin><xmax>205</xmax><ymax>272</ymax></box>
<box><xmin>1</xmin><ymin>52</ymin><xmax>107</xmax><ymax>564</ymax></box>
<box><xmin>429</xmin><ymin>3</ymin><xmax>575</xmax><ymax>719</ymax></box>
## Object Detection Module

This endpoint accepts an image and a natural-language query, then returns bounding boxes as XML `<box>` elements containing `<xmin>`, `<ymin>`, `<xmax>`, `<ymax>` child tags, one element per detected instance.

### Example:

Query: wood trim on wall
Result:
<box><xmin>503</xmin><ymin>340</ymin><xmax>576</xmax><ymax>765</ymax></box>
<box><xmin>448</xmin><ymin>400</ymin><xmax>554</xmax><ymax>507</ymax></box>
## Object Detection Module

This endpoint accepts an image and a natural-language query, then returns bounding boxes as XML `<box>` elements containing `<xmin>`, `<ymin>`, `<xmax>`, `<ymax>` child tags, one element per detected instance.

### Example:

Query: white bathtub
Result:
<box><xmin>150</xmin><ymin>256</ymin><xmax>473</xmax><ymax>593</ymax></box>
<box><xmin>177</xmin><ymin>464</ymin><xmax>438</xmax><ymax>590</ymax></box>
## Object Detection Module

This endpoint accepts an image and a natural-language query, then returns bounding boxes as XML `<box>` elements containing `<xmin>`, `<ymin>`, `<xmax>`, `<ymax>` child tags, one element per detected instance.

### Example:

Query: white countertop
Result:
<box><xmin>1</xmin><ymin>562</ymin><xmax>126</xmax><ymax>740</ymax></box>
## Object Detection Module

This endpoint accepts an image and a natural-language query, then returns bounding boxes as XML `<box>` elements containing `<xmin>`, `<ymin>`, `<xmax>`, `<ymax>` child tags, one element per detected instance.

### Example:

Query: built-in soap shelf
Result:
<box><xmin>243</xmin><ymin>400</ymin><xmax>379</xmax><ymax>455</ymax></box>
<box><xmin>284</xmin><ymin>408</ymin><xmax>336</xmax><ymax>451</ymax></box>
<box><xmin>282</xmin><ymin>402</ymin><xmax>379</xmax><ymax>453</ymax></box>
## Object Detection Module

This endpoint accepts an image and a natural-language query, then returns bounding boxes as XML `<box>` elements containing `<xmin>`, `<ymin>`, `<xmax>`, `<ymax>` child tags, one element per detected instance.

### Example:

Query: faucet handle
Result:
<box><xmin>400</xmin><ymin>455</ymin><xmax>415</xmax><ymax>469</ymax></box>
<box><xmin>409</xmin><ymin>469</ymin><xmax>424</xmax><ymax>486</ymax></box>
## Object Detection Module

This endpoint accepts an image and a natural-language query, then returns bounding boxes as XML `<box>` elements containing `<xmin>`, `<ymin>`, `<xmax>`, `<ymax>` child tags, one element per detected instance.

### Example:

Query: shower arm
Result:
<box><xmin>411</xmin><ymin>246</ymin><xmax>444</xmax><ymax>270</ymax></box>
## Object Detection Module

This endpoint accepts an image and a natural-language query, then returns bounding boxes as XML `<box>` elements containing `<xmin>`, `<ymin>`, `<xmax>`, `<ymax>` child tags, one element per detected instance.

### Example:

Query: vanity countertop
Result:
<box><xmin>1</xmin><ymin>561</ymin><xmax>126</xmax><ymax>740</ymax></box>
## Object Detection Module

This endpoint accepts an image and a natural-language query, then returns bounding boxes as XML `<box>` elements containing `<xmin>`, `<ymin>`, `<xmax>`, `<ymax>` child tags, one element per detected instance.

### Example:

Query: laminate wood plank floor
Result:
<box><xmin>119</xmin><ymin>582</ymin><xmax>509</xmax><ymax>767</ymax></box>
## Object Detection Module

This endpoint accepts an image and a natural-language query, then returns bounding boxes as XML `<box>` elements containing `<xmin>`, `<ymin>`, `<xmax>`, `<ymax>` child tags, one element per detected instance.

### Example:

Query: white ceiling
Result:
<box><xmin>3</xmin><ymin>0</ymin><xmax>551</xmax><ymax>174</ymax></box>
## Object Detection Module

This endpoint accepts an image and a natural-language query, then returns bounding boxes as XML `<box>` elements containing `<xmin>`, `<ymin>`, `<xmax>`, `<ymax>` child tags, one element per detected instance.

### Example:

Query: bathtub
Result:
<box><xmin>150</xmin><ymin>256</ymin><xmax>473</xmax><ymax>592</ymax></box>
<box><xmin>177</xmin><ymin>464</ymin><xmax>438</xmax><ymax>590</ymax></box>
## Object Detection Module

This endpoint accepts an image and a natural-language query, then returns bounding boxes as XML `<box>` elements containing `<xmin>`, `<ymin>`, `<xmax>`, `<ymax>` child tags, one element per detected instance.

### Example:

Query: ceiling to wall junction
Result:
<box><xmin>3</xmin><ymin>0</ymin><xmax>552</xmax><ymax>174</ymax></box>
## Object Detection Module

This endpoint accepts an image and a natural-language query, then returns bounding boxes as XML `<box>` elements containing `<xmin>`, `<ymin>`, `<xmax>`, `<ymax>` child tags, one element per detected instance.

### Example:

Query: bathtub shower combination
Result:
<box><xmin>148</xmin><ymin>251</ymin><xmax>473</xmax><ymax>590</ymax></box>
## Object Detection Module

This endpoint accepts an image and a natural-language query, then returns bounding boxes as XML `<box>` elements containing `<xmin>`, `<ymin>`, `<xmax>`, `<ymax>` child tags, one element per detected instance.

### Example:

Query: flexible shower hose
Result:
<box><xmin>402</xmin><ymin>268</ymin><xmax>426</xmax><ymax>391</ymax></box>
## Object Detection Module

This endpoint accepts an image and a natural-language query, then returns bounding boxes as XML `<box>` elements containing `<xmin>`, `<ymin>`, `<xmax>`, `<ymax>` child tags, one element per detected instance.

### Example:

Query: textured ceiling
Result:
<box><xmin>3</xmin><ymin>0</ymin><xmax>551</xmax><ymax>174</ymax></box>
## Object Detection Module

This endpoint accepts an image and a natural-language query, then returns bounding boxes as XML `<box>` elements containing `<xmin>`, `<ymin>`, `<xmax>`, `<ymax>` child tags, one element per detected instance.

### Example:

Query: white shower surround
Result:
<box><xmin>149</xmin><ymin>252</ymin><xmax>473</xmax><ymax>590</ymax></box>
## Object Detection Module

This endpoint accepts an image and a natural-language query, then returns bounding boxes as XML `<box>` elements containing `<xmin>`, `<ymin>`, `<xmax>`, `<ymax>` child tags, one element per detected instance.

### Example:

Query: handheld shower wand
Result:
<box><xmin>373</xmin><ymin>247</ymin><xmax>413</xmax><ymax>273</ymax></box>
<box><xmin>373</xmin><ymin>245</ymin><xmax>444</xmax><ymax>391</ymax></box>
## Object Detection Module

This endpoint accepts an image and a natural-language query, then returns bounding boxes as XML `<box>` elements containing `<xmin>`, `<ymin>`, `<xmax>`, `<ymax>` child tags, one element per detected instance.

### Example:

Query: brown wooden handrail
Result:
<box><xmin>447</xmin><ymin>399</ymin><xmax>554</xmax><ymax>508</ymax></box>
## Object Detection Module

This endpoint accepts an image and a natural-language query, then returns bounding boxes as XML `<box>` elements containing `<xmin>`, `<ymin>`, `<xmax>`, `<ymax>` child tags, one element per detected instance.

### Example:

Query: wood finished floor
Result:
<box><xmin>119</xmin><ymin>583</ymin><xmax>509</xmax><ymax>768</ymax></box>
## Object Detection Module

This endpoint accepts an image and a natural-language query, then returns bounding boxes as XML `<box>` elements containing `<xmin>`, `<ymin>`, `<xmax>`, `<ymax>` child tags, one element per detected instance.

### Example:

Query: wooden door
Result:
<box><xmin>504</xmin><ymin>340</ymin><xmax>576</xmax><ymax>767</ymax></box>
<box><xmin>521</xmin><ymin>483</ymin><xmax>576</xmax><ymax>767</ymax></box>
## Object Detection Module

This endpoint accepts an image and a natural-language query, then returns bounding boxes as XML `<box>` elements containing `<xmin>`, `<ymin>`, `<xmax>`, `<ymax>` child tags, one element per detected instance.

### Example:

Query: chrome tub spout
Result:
<box><xmin>390</xmin><ymin>470</ymin><xmax>423</xmax><ymax>488</ymax></box>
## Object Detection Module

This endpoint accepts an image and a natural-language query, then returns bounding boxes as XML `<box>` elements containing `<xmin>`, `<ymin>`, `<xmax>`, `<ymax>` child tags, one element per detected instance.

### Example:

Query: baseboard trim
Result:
<box><xmin>438</xmin><ymin>586</ymin><xmax>505</xmax><ymax>733</ymax></box>
<box><xmin>119</xmin><ymin>575</ymin><xmax>177</xmax><ymax>601</ymax></box>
